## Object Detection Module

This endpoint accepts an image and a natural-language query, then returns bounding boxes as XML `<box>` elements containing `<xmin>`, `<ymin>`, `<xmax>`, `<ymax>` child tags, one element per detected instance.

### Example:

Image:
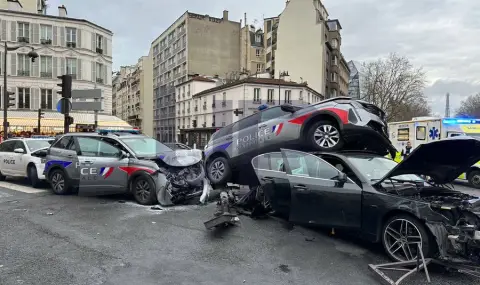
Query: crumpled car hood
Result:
<box><xmin>374</xmin><ymin>136</ymin><xmax>480</xmax><ymax>185</ymax></box>
<box><xmin>157</xmin><ymin>149</ymin><xmax>203</xmax><ymax>167</ymax></box>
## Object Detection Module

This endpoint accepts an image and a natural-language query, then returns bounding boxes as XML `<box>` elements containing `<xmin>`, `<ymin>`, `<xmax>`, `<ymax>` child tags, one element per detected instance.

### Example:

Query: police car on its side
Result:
<box><xmin>0</xmin><ymin>137</ymin><xmax>54</xmax><ymax>187</ymax></box>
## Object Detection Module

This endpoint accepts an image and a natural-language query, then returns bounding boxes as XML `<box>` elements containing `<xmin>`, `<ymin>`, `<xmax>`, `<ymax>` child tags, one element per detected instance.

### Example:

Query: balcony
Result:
<box><xmin>66</xmin><ymin>41</ymin><xmax>76</xmax><ymax>48</ymax></box>
<box><xmin>17</xmin><ymin>70</ymin><xmax>30</xmax><ymax>76</ymax></box>
<box><xmin>212</xmin><ymin>103</ymin><xmax>216</xmax><ymax>108</ymax></box>
<box><xmin>96</xmin><ymin>48</ymin><xmax>103</xmax><ymax>54</ymax></box>
<box><xmin>168</xmin><ymin>63</ymin><xmax>176</xmax><ymax>69</ymax></box>
<box><xmin>178</xmin><ymin>28</ymin><xmax>186</xmax><ymax>37</ymax></box>
<box><xmin>40</xmin><ymin>39</ymin><xmax>52</xmax><ymax>45</ymax></box>
<box><xmin>178</xmin><ymin>56</ymin><xmax>186</xmax><ymax>64</ymax></box>
<box><xmin>40</xmin><ymin>71</ymin><xmax>52</xmax><ymax>78</ymax></box>
<box><xmin>17</xmin><ymin>37</ymin><xmax>29</xmax><ymax>43</ymax></box>
<box><xmin>168</xmin><ymin>36</ymin><xmax>175</xmax><ymax>43</ymax></box>
<box><xmin>222</xmin><ymin>101</ymin><xmax>227</xmax><ymax>107</ymax></box>
<box><xmin>96</xmin><ymin>78</ymin><xmax>104</xmax><ymax>84</ymax></box>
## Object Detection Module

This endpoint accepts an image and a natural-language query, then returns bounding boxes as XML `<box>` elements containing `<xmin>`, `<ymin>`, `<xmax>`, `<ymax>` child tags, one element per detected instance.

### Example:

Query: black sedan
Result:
<box><xmin>250</xmin><ymin>137</ymin><xmax>480</xmax><ymax>264</ymax></box>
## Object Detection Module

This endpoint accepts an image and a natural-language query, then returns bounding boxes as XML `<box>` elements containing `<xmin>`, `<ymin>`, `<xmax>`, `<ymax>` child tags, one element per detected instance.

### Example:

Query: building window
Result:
<box><xmin>17</xmin><ymin>54</ymin><xmax>31</xmax><ymax>76</ymax></box>
<box><xmin>331</xmin><ymin>72</ymin><xmax>337</xmax><ymax>82</ymax></box>
<box><xmin>40</xmin><ymin>25</ymin><xmax>52</xmax><ymax>44</ymax></box>
<box><xmin>331</xmin><ymin>39</ymin><xmax>338</xmax><ymax>48</ymax></box>
<box><xmin>255</xmin><ymin>35</ymin><xmax>261</xmax><ymax>43</ymax></box>
<box><xmin>17</xmin><ymin>22</ymin><xmax>29</xmax><ymax>42</ymax></box>
<box><xmin>256</xmin><ymin>49</ymin><xmax>260</xmax><ymax>57</ymax></box>
<box><xmin>253</xmin><ymin>88</ymin><xmax>261</xmax><ymax>102</ymax></box>
<box><xmin>96</xmin><ymin>62</ymin><xmax>104</xmax><ymax>83</ymax></box>
<box><xmin>332</xmin><ymin>56</ymin><xmax>338</xmax><ymax>65</ymax></box>
<box><xmin>17</xmin><ymin>87</ymin><xmax>30</xmax><ymax>109</ymax></box>
<box><xmin>299</xmin><ymin>91</ymin><xmax>303</xmax><ymax>102</ymax></box>
<box><xmin>96</xmin><ymin>34</ymin><xmax>103</xmax><ymax>53</ymax></box>
<box><xmin>40</xmin><ymin>56</ymin><xmax>52</xmax><ymax>78</ymax></box>
<box><xmin>40</xmin><ymin>89</ymin><xmax>53</xmax><ymax>109</ymax></box>
<box><xmin>257</xmin><ymin>64</ymin><xmax>262</xmax><ymax>73</ymax></box>
<box><xmin>267</xmin><ymin>89</ymin><xmax>274</xmax><ymax>103</ymax></box>
<box><xmin>66</xmin><ymin>58</ymin><xmax>77</xmax><ymax>78</ymax></box>
<box><xmin>267</xmin><ymin>20</ymin><xmax>272</xmax><ymax>32</ymax></box>
<box><xmin>66</xmin><ymin>27</ymin><xmax>77</xmax><ymax>47</ymax></box>
<box><xmin>284</xmin><ymin>90</ymin><xmax>291</xmax><ymax>103</ymax></box>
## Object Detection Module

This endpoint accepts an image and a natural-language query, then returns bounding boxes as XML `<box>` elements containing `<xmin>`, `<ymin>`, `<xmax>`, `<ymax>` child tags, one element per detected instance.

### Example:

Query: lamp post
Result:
<box><xmin>3</xmin><ymin>43</ymin><xmax>38</xmax><ymax>140</ymax></box>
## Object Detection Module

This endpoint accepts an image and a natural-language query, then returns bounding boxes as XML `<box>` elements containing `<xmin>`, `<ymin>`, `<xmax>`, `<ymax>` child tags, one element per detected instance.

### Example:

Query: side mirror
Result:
<box><xmin>337</xmin><ymin>172</ymin><xmax>347</xmax><ymax>183</ymax></box>
<box><xmin>120</xmin><ymin>150</ymin><xmax>130</xmax><ymax>159</ymax></box>
<box><xmin>281</xmin><ymin>104</ymin><xmax>296</xmax><ymax>113</ymax></box>
<box><xmin>14</xmin><ymin>148</ymin><xmax>24</xmax><ymax>154</ymax></box>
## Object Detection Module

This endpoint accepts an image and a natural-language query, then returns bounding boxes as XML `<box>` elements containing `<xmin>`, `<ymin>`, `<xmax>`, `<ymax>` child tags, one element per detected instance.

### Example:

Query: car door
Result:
<box><xmin>258</xmin><ymin>106</ymin><xmax>295</xmax><ymax>152</ymax></box>
<box><xmin>10</xmin><ymin>141</ymin><xmax>28</xmax><ymax>175</ymax></box>
<box><xmin>280</xmin><ymin>149</ymin><xmax>362</xmax><ymax>229</ymax></box>
<box><xmin>0</xmin><ymin>140</ymin><xmax>17</xmax><ymax>175</ymax></box>
<box><xmin>75</xmin><ymin>136</ymin><xmax>129</xmax><ymax>195</ymax></box>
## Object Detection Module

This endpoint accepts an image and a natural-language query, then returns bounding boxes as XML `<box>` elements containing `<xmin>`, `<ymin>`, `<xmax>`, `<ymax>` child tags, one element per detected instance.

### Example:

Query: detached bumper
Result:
<box><xmin>343</xmin><ymin>124</ymin><xmax>397</xmax><ymax>157</ymax></box>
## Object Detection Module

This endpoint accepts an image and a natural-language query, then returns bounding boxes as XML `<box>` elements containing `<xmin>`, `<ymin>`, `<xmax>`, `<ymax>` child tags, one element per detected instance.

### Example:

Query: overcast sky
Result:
<box><xmin>47</xmin><ymin>0</ymin><xmax>479</xmax><ymax>115</ymax></box>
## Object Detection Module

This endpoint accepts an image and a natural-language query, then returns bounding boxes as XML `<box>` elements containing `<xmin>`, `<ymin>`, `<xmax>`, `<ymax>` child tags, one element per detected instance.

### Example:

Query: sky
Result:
<box><xmin>46</xmin><ymin>0</ymin><xmax>480</xmax><ymax>116</ymax></box>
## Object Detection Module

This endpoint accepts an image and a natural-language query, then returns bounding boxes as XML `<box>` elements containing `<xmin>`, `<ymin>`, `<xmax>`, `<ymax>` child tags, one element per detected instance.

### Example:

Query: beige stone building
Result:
<box><xmin>325</xmin><ymin>19</ymin><xmax>350</xmax><ymax>97</ymax></box>
<box><xmin>0</xmin><ymin>0</ymin><xmax>46</xmax><ymax>13</ymax></box>
<box><xmin>263</xmin><ymin>16</ymin><xmax>279</xmax><ymax>76</ymax></box>
<box><xmin>240</xmin><ymin>24</ymin><xmax>265</xmax><ymax>75</ymax></box>
<box><xmin>150</xmin><ymin>10</ymin><xmax>241</xmax><ymax>142</ymax></box>
<box><xmin>112</xmin><ymin>55</ymin><xmax>153</xmax><ymax>136</ymax></box>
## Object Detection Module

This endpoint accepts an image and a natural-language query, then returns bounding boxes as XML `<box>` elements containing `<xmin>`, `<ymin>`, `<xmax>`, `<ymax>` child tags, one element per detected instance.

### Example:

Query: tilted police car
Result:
<box><xmin>43</xmin><ymin>130</ymin><xmax>208</xmax><ymax>205</ymax></box>
<box><xmin>204</xmin><ymin>97</ymin><xmax>396</xmax><ymax>187</ymax></box>
<box><xmin>0</xmin><ymin>137</ymin><xmax>53</xmax><ymax>187</ymax></box>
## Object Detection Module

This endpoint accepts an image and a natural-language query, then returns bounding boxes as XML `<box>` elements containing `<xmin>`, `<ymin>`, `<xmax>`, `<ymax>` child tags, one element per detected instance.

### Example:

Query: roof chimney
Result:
<box><xmin>223</xmin><ymin>10</ymin><xmax>228</xmax><ymax>21</ymax></box>
<box><xmin>58</xmin><ymin>5</ymin><xmax>67</xmax><ymax>17</ymax></box>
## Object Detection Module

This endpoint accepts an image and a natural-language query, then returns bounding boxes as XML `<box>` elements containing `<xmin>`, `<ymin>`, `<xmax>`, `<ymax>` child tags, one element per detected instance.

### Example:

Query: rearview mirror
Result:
<box><xmin>281</xmin><ymin>104</ymin><xmax>296</xmax><ymax>113</ymax></box>
<box><xmin>14</xmin><ymin>148</ymin><xmax>24</xmax><ymax>154</ymax></box>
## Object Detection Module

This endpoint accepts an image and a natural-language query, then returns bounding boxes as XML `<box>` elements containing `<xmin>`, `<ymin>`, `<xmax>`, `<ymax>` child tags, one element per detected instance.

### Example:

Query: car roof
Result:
<box><xmin>62</xmin><ymin>133</ymin><xmax>148</xmax><ymax>139</ymax></box>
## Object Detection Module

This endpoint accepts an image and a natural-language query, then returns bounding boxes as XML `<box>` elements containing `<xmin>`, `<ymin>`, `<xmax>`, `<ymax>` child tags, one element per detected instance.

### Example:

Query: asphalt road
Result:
<box><xmin>0</xmin><ymin>179</ymin><xmax>478</xmax><ymax>285</ymax></box>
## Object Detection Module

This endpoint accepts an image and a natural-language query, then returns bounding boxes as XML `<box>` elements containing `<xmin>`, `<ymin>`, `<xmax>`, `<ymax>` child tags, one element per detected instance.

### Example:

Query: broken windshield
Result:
<box><xmin>347</xmin><ymin>156</ymin><xmax>424</xmax><ymax>182</ymax></box>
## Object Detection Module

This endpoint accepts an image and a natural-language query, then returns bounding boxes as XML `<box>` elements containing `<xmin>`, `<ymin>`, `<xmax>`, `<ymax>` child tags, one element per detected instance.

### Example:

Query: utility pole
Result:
<box><xmin>37</xmin><ymin>109</ymin><xmax>44</xmax><ymax>135</ymax></box>
<box><xmin>445</xmin><ymin>92</ymin><xmax>450</xmax><ymax>117</ymax></box>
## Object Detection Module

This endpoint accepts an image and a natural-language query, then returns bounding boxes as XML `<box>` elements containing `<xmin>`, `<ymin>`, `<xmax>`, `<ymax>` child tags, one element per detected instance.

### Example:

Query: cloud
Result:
<box><xmin>45</xmin><ymin>0</ymin><xmax>479</xmax><ymax>115</ymax></box>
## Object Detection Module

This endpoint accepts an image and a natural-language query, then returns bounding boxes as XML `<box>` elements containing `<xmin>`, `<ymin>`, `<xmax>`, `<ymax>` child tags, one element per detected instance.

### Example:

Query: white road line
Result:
<box><xmin>0</xmin><ymin>181</ymin><xmax>48</xmax><ymax>194</ymax></box>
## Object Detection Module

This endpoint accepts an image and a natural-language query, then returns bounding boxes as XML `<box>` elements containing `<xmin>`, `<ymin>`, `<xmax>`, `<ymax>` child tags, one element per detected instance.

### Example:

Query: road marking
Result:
<box><xmin>0</xmin><ymin>181</ymin><xmax>48</xmax><ymax>194</ymax></box>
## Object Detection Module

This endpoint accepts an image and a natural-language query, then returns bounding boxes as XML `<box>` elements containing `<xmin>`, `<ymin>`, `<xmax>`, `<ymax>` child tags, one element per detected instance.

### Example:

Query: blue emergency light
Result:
<box><xmin>97</xmin><ymin>129</ymin><xmax>140</xmax><ymax>135</ymax></box>
<box><xmin>442</xmin><ymin>118</ymin><xmax>480</xmax><ymax>124</ymax></box>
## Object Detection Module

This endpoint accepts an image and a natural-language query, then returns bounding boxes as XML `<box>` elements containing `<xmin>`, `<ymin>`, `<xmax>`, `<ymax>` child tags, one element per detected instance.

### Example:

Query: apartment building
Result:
<box><xmin>240</xmin><ymin>24</ymin><xmax>265</xmax><ymax>74</ymax></box>
<box><xmin>0</xmin><ymin>0</ymin><xmax>46</xmax><ymax>13</ymax></box>
<box><xmin>348</xmin><ymin>60</ymin><xmax>361</xmax><ymax>99</ymax></box>
<box><xmin>0</xmin><ymin>3</ymin><xmax>114</xmax><ymax>114</ymax></box>
<box><xmin>112</xmin><ymin>55</ymin><xmax>154</xmax><ymax>136</ymax></box>
<box><xmin>176</xmin><ymin>76</ymin><xmax>323</xmax><ymax>147</ymax></box>
<box><xmin>263</xmin><ymin>16</ymin><xmax>279</xmax><ymax>76</ymax></box>
<box><xmin>150</xmin><ymin>10</ymin><xmax>241</xmax><ymax>142</ymax></box>
<box><xmin>325</xmin><ymin>19</ymin><xmax>349</xmax><ymax>97</ymax></box>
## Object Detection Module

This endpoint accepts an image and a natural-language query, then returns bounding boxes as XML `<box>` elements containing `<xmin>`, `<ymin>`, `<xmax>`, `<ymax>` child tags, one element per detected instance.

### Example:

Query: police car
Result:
<box><xmin>0</xmin><ymin>137</ymin><xmax>54</xmax><ymax>187</ymax></box>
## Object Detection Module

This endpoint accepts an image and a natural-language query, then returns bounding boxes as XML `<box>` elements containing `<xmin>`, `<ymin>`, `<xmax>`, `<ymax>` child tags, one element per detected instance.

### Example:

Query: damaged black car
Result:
<box><xmin>250</xmin><ymin>136</ymin><xmax>480</xmax><ymax>265</ymax></box>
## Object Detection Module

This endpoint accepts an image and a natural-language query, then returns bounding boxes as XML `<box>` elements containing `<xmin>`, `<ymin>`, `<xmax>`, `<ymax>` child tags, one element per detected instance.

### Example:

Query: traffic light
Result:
<box><xmin>65</xmin><ymin>115</ymin><xmax>74</xmax><ymax>125</ymax></box>
<box><xmin>6</xmin><ymin>90</ymin><xmax>15</xmax><ymax>109</ymax></box>
<box><xmin>38</xmin><ymin>109</ymin><xmax>45</xmax><ymax>119</ymax></box>
<box><xmin>233</xmin><ymin>108</ymin><xmax>243</xmax><ymax>116</ymax></box>
<box><xmin>57</xmin><ymin>74</ymin><xmax>72</xmax><ymax>99</ymax></box>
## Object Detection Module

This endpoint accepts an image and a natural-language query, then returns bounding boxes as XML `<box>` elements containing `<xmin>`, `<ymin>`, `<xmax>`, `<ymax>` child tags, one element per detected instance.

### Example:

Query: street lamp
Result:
<box><xmin>3</xmin><ymin>43</ymin><xmax>38</xmax><ymax>140</ymax></box>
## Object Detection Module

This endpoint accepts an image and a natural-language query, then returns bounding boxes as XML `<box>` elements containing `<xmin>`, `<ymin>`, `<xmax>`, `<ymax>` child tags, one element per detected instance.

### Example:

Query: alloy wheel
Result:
<box><xmin>313</xmin><ymin>125</ymin><xmax>340</xmax><ymax>148</ymax></box>
<box><xmin>471</xmin><ymin>174</ymin><xmax>480</xmax><ymax>186</ymax></box>
<box><xmin>384</xmin><ymin>219</ymin><xmax>423</xmax><ymax>261</ymax></box>
<box><xmin>210</xmin><ymin>160</ymin><xmax>225</xmax><ymax>181</ymax></box>
<box><xmin>51</xmin><ymin>173</ymin><xmax>64</xmax><ymax>192</ymax></box>
<box><xmin>135</xmin><ymin>179</ymin><xmax>151</xmax><ymax>203</ymax></box>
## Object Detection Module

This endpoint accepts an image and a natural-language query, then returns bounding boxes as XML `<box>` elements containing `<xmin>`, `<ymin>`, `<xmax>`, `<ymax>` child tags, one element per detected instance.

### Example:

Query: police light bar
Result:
<box><xmin>442</xmin><ymin>118</ymin><xmax>480</xmax><ymax>124</ymax></box>
<box><xmin>97</xmin><ymin>129</ymin><xmax>140</xmax><ymax>135</ymax></box>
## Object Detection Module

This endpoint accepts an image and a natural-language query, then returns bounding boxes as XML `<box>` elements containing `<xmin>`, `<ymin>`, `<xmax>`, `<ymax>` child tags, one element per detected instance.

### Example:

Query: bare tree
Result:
<box><xmin>360</xmin><ymin>53</ymin><xmax>430</xmax><ymax>121</ymax></box>
<box><xmin>456</xmin><ymin>93</ymin><xmax>480</xmax><ymax>117</ymax></box>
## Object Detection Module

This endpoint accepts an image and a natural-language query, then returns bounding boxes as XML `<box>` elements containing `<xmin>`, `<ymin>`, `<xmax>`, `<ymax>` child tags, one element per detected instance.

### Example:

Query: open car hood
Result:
<box><xmin>373</xmin><ymin>137</ymin><xmax>480</xmax><ymax>185</ymax></box>
<box><xmin>157</xmin><ymin>149</ymin><xmax>203</xmax><ymax>167</ymax></box>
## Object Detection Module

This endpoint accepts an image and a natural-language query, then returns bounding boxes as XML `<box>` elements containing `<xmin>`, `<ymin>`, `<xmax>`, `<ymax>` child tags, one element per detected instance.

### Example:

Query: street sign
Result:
<box><xmin>72</xmin><ymin>101</ymin><xmax>102</xmax><ymax>111</ymax></box>
<box><xmin>56</xmin><ymin>98</ymin><xmax>72</xmax><ymax>114</ymax></box>
<box><xmin>72</xmin><ymin>89</ymin><xmax>101</xmax><ymax>99</ymax></box>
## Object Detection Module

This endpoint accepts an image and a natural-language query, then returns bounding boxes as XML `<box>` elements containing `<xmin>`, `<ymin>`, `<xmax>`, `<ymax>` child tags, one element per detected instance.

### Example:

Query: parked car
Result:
<box><xmin>43</xmin><ymin>131</ymin><xmax>208</xmax><ymax>205</ymax></box>
<box><xmin>0</xmin><ymin>137</ymin><xmax>53</xmax><ymax>187</ymax></box>
<box><xmin>204</xmin><ymin>97</ymin><xmax>395</xmax><ymax>187</ymax></box>
<box><xmin>250</xmin><ymin>137</ymin><xmax>480</xmax><ymax>264</ymax></box>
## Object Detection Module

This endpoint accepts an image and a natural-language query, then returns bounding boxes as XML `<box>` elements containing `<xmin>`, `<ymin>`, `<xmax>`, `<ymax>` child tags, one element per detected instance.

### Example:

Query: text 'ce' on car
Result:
<box><xmin>251</xmin><ymin>137</ymin><xmax>480</xmax><ymax>264</ymax></box>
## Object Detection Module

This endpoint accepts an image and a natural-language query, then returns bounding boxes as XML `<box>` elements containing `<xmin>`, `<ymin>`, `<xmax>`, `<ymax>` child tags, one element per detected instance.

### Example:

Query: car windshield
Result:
<box><xmin>347</xmin><ymin>156</ymin><xmax>424</xmax><ymax>182</ymax></box>
<box><xmin>120</xmin><ymin>137</ymin><xmax>172</xmax><ymax>157</ymax></box>
<box><xmin>26</xmin><ymin>140</ymin><xmax>53</xmax><ymax>152</ymax></box>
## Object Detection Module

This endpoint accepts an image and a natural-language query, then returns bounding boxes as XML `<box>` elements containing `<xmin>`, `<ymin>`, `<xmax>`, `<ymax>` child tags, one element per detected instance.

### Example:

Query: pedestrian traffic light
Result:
<box><xmin>7</xmin><ymin>90</ymin><xmax>15</xmax><ymax>108</ymax></box>
<box><xmin>57</xmin><ymin>74</ymin><xmax>72</xmax><ymax>98</ymax></box>
<box><xmin>233</xmin><ymin>108</ymin><xmax>243</xmax><ymax>116</ymax></box>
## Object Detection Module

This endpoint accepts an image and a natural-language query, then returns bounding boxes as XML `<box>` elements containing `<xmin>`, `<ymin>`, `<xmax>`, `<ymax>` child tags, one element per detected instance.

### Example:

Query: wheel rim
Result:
<box><xmin>51</xmin><ymin>173</ymin><xmax>64</xmax><ymax>192</ymax></box>
<box><xmin>313</xmin><ymin>124</ymin><xmax>340</xmax><ymax>148</ymax></box>
<box><xmin>471</xmin><ymin>174</ymin><xmax>480</xmax><ymax>186</ymax></box>
<box><xmin>384</xmin><ymin>219</ymin><xmax>423</xmax><ymax>261</ymax></box>
<box><xmin>135</xmin><ymin>179</ymin><xmax>151</xmax><ymax>202</ymax></box>
<box><xmin>210</xmin><ymin>160</ymin><xmax>225</xmax><ymax>181</ymax></box>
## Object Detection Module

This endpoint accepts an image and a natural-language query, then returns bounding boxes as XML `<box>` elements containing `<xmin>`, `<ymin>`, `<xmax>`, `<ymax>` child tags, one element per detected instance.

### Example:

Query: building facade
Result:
<box><xmin>112</xmin><ymin>55</ymin><xmax>154</xmax><ymax>136</ymax></box>
<box><xmin>176</xmin><ymin>76</ymin><xmax>323</xmax><ymax>147</ymax></box>
<box><xmin>240</xmin><ymin>24</ymin><xmax>265</xmax><ymax>74</ymax></box>
<box><xmin>263</xmin><ymin>16</ymin><xmax>279</xmax><ymax>76</ymax></box>
<box><xmin>0</xmin><ymin>4</ymin><xmax>114</xmax><ymax>115</ymax></box>
<box><xmin>325</xmin><ymin>19</ymin><xmax>349</xmax><ymax>98</ymax></box>
<box><xmin>150</xmin><ymin>10</ymin><xmax>241</xmax><ymax>142</ymax></box>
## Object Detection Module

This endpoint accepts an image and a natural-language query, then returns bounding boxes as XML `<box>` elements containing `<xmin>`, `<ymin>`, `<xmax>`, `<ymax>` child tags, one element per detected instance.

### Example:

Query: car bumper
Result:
<box><xmin>35</xmin><ymin>162</ymin><xmax>46</xmax><ymax>180</ymax></box>
<box><xmin>343</xmin><ymin>124</ymin><xmax>397</xmax><ymax>157</ymax></box>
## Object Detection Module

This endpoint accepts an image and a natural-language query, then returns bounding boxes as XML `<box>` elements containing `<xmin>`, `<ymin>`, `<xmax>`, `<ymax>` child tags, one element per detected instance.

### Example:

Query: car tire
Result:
<box><xmin>381</xmin><ymin>214</ymin><xmax>436</xmax><ymax>262</ymax></box>
<box><xmin>49</xmin><ymin>169</ymin><xmax>70</xmax><ymax>195</ymax></box>
<box><xmin>132</xmin><ymin>176</ymin><xmax>157</xmax><ymax>205</ymax></box>
<box><xmin>206</xmin><ymin>156</ymin><xmax>231</xmax><ymax>186</ymax></box>
<box><xmin>467</xmin><ymin>170</ymin><xmax>480</xmax><ymax>189</ymax></box>
<box><xmin>27</xmin><ymin>165</ymin><xmax>41</xmax><ymax>188</ymax></box>
<box><xmin>306</xmin><ymin>120</ymin><xmax>344</xmax><ymax>151</ymax></box>
<box><xmin>0</xmin><ymin>171</ymin><xmax>6</xmax><ymax>181</ymax></box>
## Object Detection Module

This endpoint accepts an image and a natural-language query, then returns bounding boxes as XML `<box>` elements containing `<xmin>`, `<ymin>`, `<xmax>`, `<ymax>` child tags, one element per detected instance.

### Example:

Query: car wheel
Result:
<box><xmin>49</xmin><ymin>169</ymin><xmax>70</xmax><ymax>195</ymax></box>
<box><xmin>381</xmin><ymin>214</ymin><xmax>435</xmax><ymax>262</ymax></box>
<box><xmin>27</xmin><ymin>165</ymin><xmax>41</xmax><ymax>188</ymax></box>
<box><xmin>307</xmin><ymin>120</ymin><xmax>344</xmax><ymax>151</ymax></box>
<box><xmin>467</xmin><ymin>170</ymin><xmax>480</xmax><ymax>189</ymax></box>
<box><xmin>132</xmin><ymin>176</ymin><xmax>157</xmax><ymax>205</ymax></box>
<box><xmin>207</xmin><ymin>156</ymin><xmax>231</xmax><ymax>186</ymax></box>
